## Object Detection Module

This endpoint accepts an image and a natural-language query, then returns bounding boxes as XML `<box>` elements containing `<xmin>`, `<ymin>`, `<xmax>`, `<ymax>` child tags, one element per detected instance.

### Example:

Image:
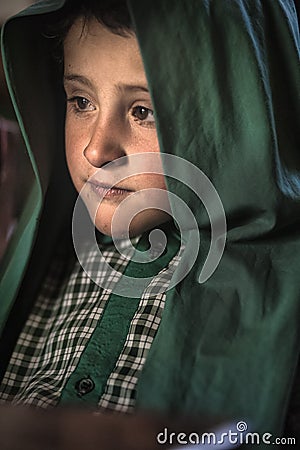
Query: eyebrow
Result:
<box><xmin>64</xmin><ymin>74</ymin><xmax>95</xmax><ymax>91</ymax></box>
<box><xmin>63</xmin><ymin>74</ymin><xmax>149</xmax><ymax>94</ymax></box>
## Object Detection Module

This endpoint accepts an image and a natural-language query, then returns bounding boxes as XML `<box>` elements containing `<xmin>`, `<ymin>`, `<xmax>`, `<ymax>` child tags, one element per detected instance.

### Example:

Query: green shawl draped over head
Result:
<box><xmin>1</xmin><ymin>0</ymin><xmax>300</xmax><ymax>437</ymax></box>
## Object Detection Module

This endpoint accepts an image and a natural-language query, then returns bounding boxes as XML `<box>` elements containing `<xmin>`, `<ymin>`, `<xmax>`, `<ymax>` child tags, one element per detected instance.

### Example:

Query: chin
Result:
<box><xmin>95</xmin><ymin>209</ymin><xmax>172</xmax><ymax>239</ymax></box>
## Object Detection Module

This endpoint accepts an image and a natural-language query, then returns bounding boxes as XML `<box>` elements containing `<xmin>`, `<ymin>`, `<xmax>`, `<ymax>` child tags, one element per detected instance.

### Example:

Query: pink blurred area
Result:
<box><xmin>0</xmin><ymin>0</ymin><xmax>35</xmax><ymax>262</ymax></box>
<box><xmin>0</xmin><ymin>0</ymin><xmax>34</xmax><ymax>24</ymax></box>
<box><xmin>0</xmin><ymin>118</ymin><xmax>20</xmax><ymax>260</ymax></box>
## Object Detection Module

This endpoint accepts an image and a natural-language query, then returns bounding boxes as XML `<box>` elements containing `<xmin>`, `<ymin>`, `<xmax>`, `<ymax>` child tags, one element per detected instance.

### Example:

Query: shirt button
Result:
<box><xmin>75</xmin><ymin>377</ymin><xmax>95</xmax><ymax>397</ymax></box>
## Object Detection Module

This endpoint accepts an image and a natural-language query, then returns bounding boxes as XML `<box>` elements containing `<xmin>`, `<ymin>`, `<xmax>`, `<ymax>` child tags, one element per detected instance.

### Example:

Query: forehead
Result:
<box><xmin>63</xmin><ymin>17</ymin><xmax>145</xmax><ymax>82</ymax></box>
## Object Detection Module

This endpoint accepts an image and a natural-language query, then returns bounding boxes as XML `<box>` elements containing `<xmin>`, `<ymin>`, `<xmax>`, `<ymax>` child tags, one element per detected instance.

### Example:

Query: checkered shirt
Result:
<box><xmin>0</xmin><ymin>237</ymin><xmax>180</xmax><ymax>412</ymax></box>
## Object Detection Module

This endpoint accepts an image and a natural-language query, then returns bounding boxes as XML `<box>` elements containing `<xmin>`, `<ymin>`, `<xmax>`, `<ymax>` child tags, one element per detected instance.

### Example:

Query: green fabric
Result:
<box><xmin>59</xmin><ymin>230</ymin><xmax>180</xmax><ymax>406</ymax></box>
<box><xmin>0</xmin><ymin>183</ymin><xmax>39</xmax><ymax>333</ymax></box>
<box><xmin>127</xmin><ymin>0</ymin><xmax>300</xmax><ymax>436</ymax></box>
<box><xmin>0</xmin><ymin>0</ymin><xmax>76</xmax><ymax>336</ymax></box>
<box><xmin>0</xmin><ymin>0</ymin><xmax>299</xmax><ymax>443</ymax></box>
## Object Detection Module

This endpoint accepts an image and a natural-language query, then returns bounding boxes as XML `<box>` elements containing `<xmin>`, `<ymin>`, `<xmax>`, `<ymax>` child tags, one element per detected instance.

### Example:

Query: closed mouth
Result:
<box><xmin>87</xmin><ymin>180</ymin><xmax>133</xmax><ymax>198</ymax></box>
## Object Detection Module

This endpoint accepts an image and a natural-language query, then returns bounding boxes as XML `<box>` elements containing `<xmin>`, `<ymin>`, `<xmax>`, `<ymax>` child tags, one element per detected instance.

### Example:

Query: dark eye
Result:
<box><xmin>76</xmin><ymin>97</ymin><xmax>91</xmax><ymax>109</ymax></box>
<box><xmin>67</xmin><ymin>96</ymin><xmax>95</xmax><ymax>112</ymax></box>
<box><xmin>132</xmin><ymin>106</ymin><xmax>155</xmax><ymax>123</ymax></box>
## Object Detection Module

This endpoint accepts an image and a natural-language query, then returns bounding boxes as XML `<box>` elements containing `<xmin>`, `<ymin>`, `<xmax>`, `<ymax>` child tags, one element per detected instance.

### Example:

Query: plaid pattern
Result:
<box><xmin>0</xmin><ymin>238</ymin><xmax>180</xmax><ymax>411</ymax></box>
<box><xmin>99</xmin><ymin>253</ymin><xmax>180</xmax><ymax>412</ymax></box>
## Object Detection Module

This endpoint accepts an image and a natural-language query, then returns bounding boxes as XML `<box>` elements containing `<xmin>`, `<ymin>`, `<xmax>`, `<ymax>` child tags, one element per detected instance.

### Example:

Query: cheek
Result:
<box><xmin>134</xmin><ymin>128</ymin><xmax>160</xmax><ymax>153</ymax></box>
<box><xmin>153</xmin><ymin>174</ymin><xmax>167</xmax><ymax>189</ymax></box>
<box><xmin>140</xmin><ymin>174</ymin><xmax>167</xmax><ymax>190</ymax></box>
<box><xmin>65</xmin><ymin>119</ymin><xmax>84</xmax><ymax>189</ymax></box>
<box><xmin>65</xmin><ymin>117</ymin><xmax>74</xmax><ymax>162</ymax></box>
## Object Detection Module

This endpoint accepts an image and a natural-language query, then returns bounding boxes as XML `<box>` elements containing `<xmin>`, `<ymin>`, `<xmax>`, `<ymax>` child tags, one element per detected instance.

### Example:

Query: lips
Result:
<box><xmin>87</xmin><ymin>180</ymin><xmax>133</xmax><ymax>198</ymax></box>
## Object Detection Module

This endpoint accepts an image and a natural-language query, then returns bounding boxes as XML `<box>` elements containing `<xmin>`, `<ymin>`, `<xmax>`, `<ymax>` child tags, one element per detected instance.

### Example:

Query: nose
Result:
<box><xmin>83</xmin><ymin>117</ymin><xmax>126</xmax><ymax>168</ymax></box>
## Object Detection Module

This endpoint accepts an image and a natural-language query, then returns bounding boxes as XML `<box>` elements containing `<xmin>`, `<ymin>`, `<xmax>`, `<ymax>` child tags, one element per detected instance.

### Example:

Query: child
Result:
<box><xmin>0</xmin><ymin>0</ymin><xmax>299</xmax><ymax>446</ymax></box>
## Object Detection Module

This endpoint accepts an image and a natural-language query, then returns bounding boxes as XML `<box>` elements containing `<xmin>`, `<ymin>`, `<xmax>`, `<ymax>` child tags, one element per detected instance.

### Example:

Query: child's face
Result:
<box><xmin>64</xmin><ymin>18</ymin><xmax>170</xmax><ymax>237</ymax></box>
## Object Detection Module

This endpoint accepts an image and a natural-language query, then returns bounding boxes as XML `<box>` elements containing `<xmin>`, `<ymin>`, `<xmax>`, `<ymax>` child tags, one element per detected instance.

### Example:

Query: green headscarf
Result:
<box><xmin>0</xmin><ymin>0</ymin><xmax>299</xmax><ymax>439</ymax></box>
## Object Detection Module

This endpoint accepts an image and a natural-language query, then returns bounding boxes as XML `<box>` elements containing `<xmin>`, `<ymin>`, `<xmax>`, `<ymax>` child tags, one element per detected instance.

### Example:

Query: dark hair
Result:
<box><xmin>45</xmin><ymin>0</ymin><xmax>133</xmax><ymax>63</ymax></box>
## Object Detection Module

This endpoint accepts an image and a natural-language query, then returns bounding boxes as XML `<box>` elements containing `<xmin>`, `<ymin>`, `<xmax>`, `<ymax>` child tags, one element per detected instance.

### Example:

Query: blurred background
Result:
<box><xmin>0</xmin><ymin>0</ymin><xmax>35</xmax><ymax>261</ymax></box>
<box><xmin>0</xmin><ymin>0</ymin><xmax>33</xmax><ymax>23</ymax></box>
